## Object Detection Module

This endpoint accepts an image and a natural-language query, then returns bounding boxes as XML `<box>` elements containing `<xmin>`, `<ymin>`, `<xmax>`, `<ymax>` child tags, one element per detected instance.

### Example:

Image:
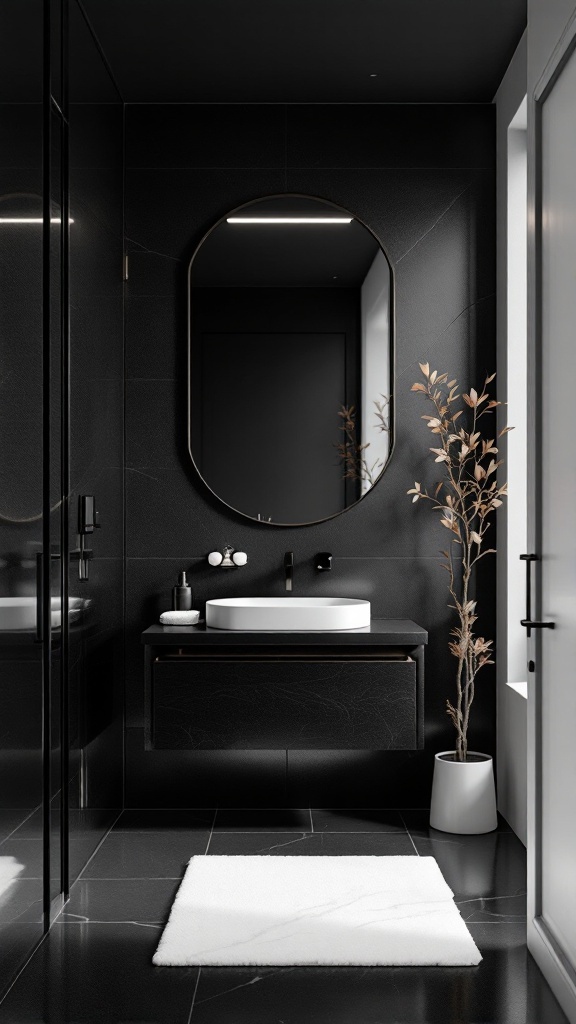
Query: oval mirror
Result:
<box><xmin>188</xmin><ymin>194</ymin><xmax>393</xmax><ymax>525</ymax></box>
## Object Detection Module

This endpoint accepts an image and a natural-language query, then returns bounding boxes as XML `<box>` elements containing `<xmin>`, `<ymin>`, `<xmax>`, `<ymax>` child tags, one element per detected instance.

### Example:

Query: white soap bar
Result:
<box><xmin>160</xmin><ymin>610</ymin><xmax>200</xmax><ymax>626</ymax></box>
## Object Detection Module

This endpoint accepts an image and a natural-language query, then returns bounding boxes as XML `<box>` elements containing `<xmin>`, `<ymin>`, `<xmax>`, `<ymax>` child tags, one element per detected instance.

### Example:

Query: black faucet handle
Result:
<box><xmin>315</xmin><ymin>552</ymin><xmax>332</xmax><ymax>571</ymax></box>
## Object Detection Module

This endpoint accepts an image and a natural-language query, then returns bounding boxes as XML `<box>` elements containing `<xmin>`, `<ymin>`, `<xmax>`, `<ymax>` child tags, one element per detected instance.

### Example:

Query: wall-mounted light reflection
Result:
<box><xmin>0</xmin><ymin>218</ymin><xmax>74</xmax><ymax>224</ymax></box>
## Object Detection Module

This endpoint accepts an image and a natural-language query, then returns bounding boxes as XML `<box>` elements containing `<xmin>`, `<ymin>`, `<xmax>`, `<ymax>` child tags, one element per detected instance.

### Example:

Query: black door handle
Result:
<box><xmin>520</xmin><ymin>553</ymin><xmax>556</xmax><ymax>637</ymax></box>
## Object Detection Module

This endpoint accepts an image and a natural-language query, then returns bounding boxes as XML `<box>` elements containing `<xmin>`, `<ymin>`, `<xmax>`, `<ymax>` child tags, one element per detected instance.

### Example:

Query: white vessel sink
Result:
<box><xmin>0</xmin><ymin>596</ymin><xmax>88</xmax><ymax>631</ymax></box>
<box><xmin>206</xmin><ymin>597</ymin><xmax>371</xmax><ymax>631</ymax></box>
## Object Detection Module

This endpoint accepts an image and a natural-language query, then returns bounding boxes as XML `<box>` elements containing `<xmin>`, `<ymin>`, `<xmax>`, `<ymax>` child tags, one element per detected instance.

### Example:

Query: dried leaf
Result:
<box><xmin>419</xmin><ymin>362</ymin><xmax>430</xmax><ymax>377</ymax></box>
<box><xmin>411</xmin><ymin>383</ymin><xmax>427</xmax><ymax>393</ymax></box>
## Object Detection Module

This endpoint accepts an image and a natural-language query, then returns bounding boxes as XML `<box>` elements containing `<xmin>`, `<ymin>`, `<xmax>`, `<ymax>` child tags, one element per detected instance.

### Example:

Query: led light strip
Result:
<box><xmin>226</xmin><ymin>216</ymin><xmax>352</xmax><ymax>224</ymax></box>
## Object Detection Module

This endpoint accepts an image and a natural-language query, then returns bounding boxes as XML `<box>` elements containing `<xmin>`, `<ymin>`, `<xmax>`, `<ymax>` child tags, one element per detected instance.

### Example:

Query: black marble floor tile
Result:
<box><xmin>402</xmin><ymin>808</ymin><xmax>513</xmax><ymax>836</ymax></box>
<box><xmin>113</xmin><ymin>808</ymin><xmax>215</xmax><ymax>831</ymax></box>
<box><xmin>0</xmin><ymin>923</ymin><xmax>43</xmax><ymax>1002</ymax></box>
<box><xmin>311</xmin><ymin>808</ymin><xmax>406</xmax><ymax>833</ymax></box>
<box><xmin>0</xmin><ymin>880</ymin><xmax>43</xmax><ymax>926</ymax></box>
<box><xmin>207</xmin><ymin>831</ymin><xmax>417</xmax><ymax>857</ymax></box>
<box><xmin>81</xmin><ymin>830</ymin><xmax>210</xmax><ymax>878</ymax></box>
<box><xmin>403</xmin><ymin>818</ymin><xmax>527</xmax><ymax>924</ymax></box>
<box><xmin>61</xmin><ymin>878</ymin><xmax>181</xmax><ymax>923</ymax></box>
<box><xmin>187</xmin><ymin>924</ymin><xmax>567</xmax><ymax>1024</ymax></box>
<box><xmin>0</xmin><ymin>923</ymin><xmax>199</xmax><ymax>1023</ymax></box>
<box><xmin>0</xmin><ymin>810</ymin><xmax>36</xmax><ymax>845</ymax></box>
<box><xmin>0</xmin><ymin>810</ymin><xmax>566</xmax><ymax>1024</ymax></box>
<box><xmin>213</xmin><ymin>808</ymin><xmax>311</xmax><ymax>832</ymax></box>
<box><xmin>0</xmin><ymin>838</ymin><xmax>108</xmax><ymax>881</ymax></box>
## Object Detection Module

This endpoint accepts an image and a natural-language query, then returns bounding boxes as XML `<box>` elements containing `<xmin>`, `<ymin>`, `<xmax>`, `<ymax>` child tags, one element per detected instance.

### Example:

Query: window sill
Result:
<box><xmin>506</xmin><ymin>680</ymin><xmax>528</xmax><ymax>699</ymax></box>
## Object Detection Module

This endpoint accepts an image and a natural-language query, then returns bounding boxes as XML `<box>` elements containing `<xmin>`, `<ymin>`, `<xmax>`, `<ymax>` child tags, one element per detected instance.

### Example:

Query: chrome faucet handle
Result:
<box><xmin>208</xmin><ymin>545</ymin><xmax>247</xmax><ymax>568</ymax></box>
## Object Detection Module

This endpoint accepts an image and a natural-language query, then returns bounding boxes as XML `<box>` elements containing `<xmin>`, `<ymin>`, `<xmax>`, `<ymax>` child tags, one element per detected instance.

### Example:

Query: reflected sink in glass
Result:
<box><xmin>205</xmin><ymin>597</ymin><xmax>371</xmax><ymax>631</ymax></box>
<box><xmin>0</xmin><ymin>596</ymin><xmax>89</xmax><ymax>631</ymax></box>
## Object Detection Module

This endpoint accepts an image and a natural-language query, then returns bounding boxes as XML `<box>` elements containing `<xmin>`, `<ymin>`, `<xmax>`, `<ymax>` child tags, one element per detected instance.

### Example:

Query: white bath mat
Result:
<box><xmin>153</xmin><ymin>856</ymin><xmax>481</xmax><ymax>967</ymax></box>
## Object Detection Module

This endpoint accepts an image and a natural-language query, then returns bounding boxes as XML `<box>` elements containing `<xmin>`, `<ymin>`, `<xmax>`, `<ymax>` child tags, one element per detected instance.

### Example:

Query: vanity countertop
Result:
<box><xmin>141</xmin><ymin>618</ymin><xmax>427</xmax><ymax>646</ymax></box>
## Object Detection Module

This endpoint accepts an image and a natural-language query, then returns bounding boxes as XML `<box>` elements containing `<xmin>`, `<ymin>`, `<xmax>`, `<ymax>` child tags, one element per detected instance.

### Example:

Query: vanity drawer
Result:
<box><xmin>150</xmin><ymin>657</ymin><xmax>418</xmax><ymax>750</ymax></box>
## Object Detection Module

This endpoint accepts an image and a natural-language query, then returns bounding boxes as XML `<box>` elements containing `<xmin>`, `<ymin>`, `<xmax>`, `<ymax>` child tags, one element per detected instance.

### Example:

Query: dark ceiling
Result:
<box><xmin>82</xmin><ymin>0</ymin><xmax>526</xmax><ymax>104</ymax></box>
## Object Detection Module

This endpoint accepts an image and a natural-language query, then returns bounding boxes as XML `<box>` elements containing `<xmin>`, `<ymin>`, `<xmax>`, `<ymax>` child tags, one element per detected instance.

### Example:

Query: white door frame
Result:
<box><xmin>527</xmin><ymin>12</ymin><xmax>576</xmax><ymax>1022</ymax></box>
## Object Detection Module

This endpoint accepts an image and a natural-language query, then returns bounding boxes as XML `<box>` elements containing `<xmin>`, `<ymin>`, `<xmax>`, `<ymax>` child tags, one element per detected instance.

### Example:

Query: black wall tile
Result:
<box><xmin>286</xmin><ymin>104</ymin><xmax>496</xmax><ymax>169</ymax></box>
<box><xmin>286</xmin><ymin>167</ymin><xmax>478</xmax><ymax>264</ymax></box>
<box><xmin>125</xmin><ymin>250</ymin><xmax>182</xmax><ymax>296</ymax></box>
<box><xmin>126</xmin><ymin>380</ymin><xmax>180</xmax><ymax>467</ymax></box>
<box><xmin>126</xmin><ymin>104</ymin><xmax>286</xmax><ymax>169</ymax></box>
<box><xmin>125</xmin><ymin>296</ymin><xmax>179</xmax><ymax>379</ymax></box>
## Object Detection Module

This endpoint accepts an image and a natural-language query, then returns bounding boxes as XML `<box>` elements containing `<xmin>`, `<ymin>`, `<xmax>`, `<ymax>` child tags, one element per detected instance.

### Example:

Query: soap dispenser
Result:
<box><xmin>172</xmin><ymin>571</ymin><xmax>193</xmax><ymax>611</ymax></box>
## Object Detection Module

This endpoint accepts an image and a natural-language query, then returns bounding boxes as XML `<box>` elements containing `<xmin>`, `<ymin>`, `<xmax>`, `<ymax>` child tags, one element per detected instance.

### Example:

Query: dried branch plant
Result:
<box><xmin>408</xmin><ymin>363</ymin><xmax>511</xmax><ymax>762</ymax></box>
<box><xmin>335</xmin><ymin>397</ymin><xmax>390</xmax><ymax>486</ymax></box>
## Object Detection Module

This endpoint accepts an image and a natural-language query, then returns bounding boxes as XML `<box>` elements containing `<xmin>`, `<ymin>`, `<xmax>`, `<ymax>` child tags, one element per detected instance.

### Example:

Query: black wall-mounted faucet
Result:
<box><xmin>284</xmin><ymin>551</ymin><xmax>293</xmax><ymax>592</ymax></box>
<box><xmin>315</xmin><ymin>552</ymin><xmax>332</xmax><ymax>571</ymax></box>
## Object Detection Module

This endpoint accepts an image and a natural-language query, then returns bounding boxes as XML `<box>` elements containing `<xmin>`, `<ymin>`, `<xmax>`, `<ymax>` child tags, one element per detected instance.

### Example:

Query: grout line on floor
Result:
<box><xmin>187</xmin><ymin>967</ymin><xmax>202</xmax><ymax>1023</ymax></box>
<box><xmin>204</xmin><ymin>809</ymin><xmax>218</xmax><ymax>854</ymax></box>
<box><xmin>212</xmin><ymin>829</ymin><xmax>406</xmax><ymax>835</ymax></box>
<box><xmin>112</xmin><ymin>829</ymin><xmax>213</xmax><ymax>835</ymax></box>
<box><xmin>0</xmin><ymin>804</ymin><xmax>43</xmax><ymax>845</ymax></box>
<box><xmin>399</xmin><ymin>813</ymin><xmax>420</xmax><ymax>855</ymax></box>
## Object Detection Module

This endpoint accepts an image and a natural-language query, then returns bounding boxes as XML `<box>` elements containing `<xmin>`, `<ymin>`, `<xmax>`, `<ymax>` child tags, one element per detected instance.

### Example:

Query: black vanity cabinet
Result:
<box><xmin>141</xmin><ymin>620</ymin><xmax>427</xmax><ymax>751</ymax></box>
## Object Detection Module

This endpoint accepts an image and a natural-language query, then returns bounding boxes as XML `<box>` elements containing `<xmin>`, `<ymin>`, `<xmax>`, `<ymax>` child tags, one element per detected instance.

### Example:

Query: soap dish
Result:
<box><xmin>160</xmin><ymin>610</ymin><xmax>200</xmax><ymax>626</ymax></box>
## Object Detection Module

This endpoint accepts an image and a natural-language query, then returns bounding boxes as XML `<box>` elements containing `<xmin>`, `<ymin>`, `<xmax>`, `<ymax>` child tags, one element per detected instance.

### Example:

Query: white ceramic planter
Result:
<box><xmin>430</xmin><ymin>750</ymin><xmax>498</xmax><ymax>834</ymax></box>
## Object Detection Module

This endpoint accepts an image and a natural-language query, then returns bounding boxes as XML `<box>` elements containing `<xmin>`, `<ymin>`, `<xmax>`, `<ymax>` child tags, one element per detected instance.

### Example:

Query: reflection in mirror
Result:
<box><xmin>189</xmin><ymin>195</ymin><xmax>393</xmax><ymax>525</ymax></box>
<box><xmin>0</xmin><ymin>0</ymin><xmax>46</xmax><ymax>989</ymax></box>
